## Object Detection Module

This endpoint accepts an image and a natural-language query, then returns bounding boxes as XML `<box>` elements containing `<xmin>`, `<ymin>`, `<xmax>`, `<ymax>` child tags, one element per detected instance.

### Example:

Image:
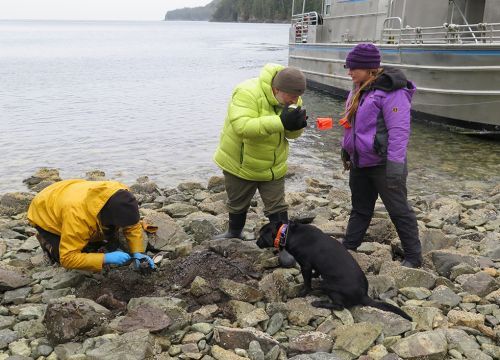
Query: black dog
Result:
<box><xmin>257</xmin><ymin>221</ymin><xmax>411</xmax><ymax>321</ymax></box>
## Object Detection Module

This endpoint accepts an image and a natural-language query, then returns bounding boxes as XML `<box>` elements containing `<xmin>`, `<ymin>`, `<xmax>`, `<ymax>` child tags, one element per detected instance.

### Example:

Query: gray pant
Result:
<box><xmin>223</xmin><ymin>171</ymin><xmax>288</xmax><ymax>217</ymax></box>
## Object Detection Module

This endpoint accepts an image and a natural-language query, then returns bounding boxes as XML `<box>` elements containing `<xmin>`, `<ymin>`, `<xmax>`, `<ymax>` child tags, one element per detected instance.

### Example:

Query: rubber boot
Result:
<box><xmin>268</xmin><ymin>211</ymin><xmax>296</xmax><ymax>268</ymax></box>
<box><xmin>213</xmin><ymin>212</ymin><xmax>246</xmax><ymax>240</ymax></box>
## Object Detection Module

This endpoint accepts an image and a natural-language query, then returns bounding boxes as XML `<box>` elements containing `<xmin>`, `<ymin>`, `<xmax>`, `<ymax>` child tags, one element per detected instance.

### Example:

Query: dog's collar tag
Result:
<box><xmin>274</xmin><ymin>224</ymin><xmax>288</xmax><ymax>249</ymax></box>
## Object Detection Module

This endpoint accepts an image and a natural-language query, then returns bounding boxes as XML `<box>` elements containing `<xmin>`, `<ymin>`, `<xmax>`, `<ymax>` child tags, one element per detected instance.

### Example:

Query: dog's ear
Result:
<box><xmin>257</xmin><ymin>222</ymin><xmax>276</xmax><ymax>248</ymax></box>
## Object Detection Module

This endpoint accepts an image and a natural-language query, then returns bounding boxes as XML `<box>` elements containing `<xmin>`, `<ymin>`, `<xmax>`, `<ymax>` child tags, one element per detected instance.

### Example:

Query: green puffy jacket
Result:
<box><xmin>213</xmin><ymin>63</ymin><xmax>304</xmax><ymax>181</ymax></box>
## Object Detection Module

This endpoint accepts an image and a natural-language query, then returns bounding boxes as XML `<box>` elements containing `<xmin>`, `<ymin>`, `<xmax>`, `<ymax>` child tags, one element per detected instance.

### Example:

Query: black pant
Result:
<box><xmin>344</xmin><ymin>165</ymin><xmax>421</xmax><ymax>263</ymax></box>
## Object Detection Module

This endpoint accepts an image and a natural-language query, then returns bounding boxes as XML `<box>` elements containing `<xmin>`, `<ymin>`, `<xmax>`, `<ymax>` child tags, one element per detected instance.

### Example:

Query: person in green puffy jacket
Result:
<box><xmin>213</xmin><ymin>63</ymin><xmax>308</xmax><ymax>267</ymax></box>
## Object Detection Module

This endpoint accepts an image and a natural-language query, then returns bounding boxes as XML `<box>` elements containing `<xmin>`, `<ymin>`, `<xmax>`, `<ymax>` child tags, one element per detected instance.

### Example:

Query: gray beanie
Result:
<box><xmin>272</xmin><ymin>67</ymin><xmax>306</xmax><ymax>95</ymax></box>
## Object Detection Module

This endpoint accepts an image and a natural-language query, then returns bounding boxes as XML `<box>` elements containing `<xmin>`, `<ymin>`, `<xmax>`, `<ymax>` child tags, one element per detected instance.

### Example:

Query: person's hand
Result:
<box><xmin>132</xmin><ymin>253</ymin><xmax>155</xmax><ymax>269</ymax></box>
<box><xmin>280</xmin><ymin>106</ymin><xmax>307</xmax><ymax>131</ymax></box>
<box><xmin>341</xmin><ymin>149</ymin><xmax>351</xmax><ymax>172</ymax></box>
<box><xmin>103</xmin><ymin>251</ymin><xmax>131</xmax><ymax>266</ymax></box>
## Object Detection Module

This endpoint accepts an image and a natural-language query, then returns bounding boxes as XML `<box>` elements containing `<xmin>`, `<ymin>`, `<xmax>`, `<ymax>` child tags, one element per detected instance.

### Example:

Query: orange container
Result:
<box><xmin>338</xmin><ymin>117</ymin><xmax>351</xmax><ymax>129</ymax></box>
<box><xmin>316</xmin><ymin>117</ymin><xmax>333</xmax><ymax>130</ymax></box>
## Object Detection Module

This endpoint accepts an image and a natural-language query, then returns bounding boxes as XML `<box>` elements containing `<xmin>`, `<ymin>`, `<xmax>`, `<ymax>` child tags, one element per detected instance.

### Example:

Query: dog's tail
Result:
<box><xmin>361</xmin><ymin>296</ymin><xmax>412</xmax><ymax>321</ymax></box>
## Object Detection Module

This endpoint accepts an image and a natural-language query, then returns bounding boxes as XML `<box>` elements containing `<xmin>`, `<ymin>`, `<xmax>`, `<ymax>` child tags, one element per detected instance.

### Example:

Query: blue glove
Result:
<box><xmin>132</xmin><ymin>253</ymin><xmax>155</xmax><ymax>269</ymax></box>
<box><xmin>103</xmin><ymin>251</ymin><xmax>131</xmax><ymax>266</ymax></box>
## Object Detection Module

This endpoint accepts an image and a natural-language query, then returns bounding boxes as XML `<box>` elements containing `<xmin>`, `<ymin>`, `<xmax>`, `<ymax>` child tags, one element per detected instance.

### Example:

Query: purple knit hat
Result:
<box><xmin>345</xmin><ymin>43</ymin><xmax>381</xmax><ymax>69</ymax></box>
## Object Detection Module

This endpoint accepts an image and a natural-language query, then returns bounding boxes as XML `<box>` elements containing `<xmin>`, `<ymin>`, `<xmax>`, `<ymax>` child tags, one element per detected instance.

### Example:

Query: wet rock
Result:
<box><xmin>430</xmin><ymin>250</ymin><xmax>479</xmax><ymax>277</ymax></box>
<box><xmin>332</xmin><ymin>322</ymin><xmax>382</xmax><ymax>357</ymax></box>
<box><xmin>429</xmin><ymin>285</ymin><xmax>461</xmax><ymax>308</ymax></box>
<box><xmin>86</xmin><ymin>329</ymin><xmax>155</xmax><ymax>360</ymax></box>
<box><xmin>85</xmin><ymin>170</ymin><xmax>106</xmax><ymax>181</ymax></box>
<box><xmin>130</xmin><ymin>176</ymin><xmax>159</xmax><ymax>195</ymax></box>
<box><xmin>391</xmin><ymin>329</ymin><xmax>447</xmax><ymax>360</ymax></box>
<box><xmin>0</xmin><ymin>328</ymin><xmax>19</xmax><ymax>349</ymax></box>
<box><xmin>213</xmin><ymin>326</ymin><xmax>280</xmax><ymax>353</ymax></box>
<box><xmin>0</xmin><ymin>268</ymin><xmax>30</xmax><ymax>291</ymax></box>
<box><xmin>141</xmin><ymin>210</ymin><xmax>190</xmax><ymax>251</ymax></box>
<box><xmin>22</xmin><ymin>168</ymin><xmax>61</xmax><ymax>189</ymax></box>
<box><xmin>462</xmin><ymin>272</ymin><xmax>499</xmax><ymax>297</ymax></box>
<box><xmin>44</xmin><ymin>297</ymin><xmax>110</xmax><ymax>344</ymax></box>
<box><xmin>111</xmin><ymin>305</ymin><xmax>172</xmax><ymax>333</ymax></box>
<box><xmin>351</xmin><ymin>306</ymin><xmax>412</xmax><ymax>336</ymax></box>
<box><xmin>289</xmin><ymin>331</ymin><xmax>334</xmax><ymax>354</ymax></box>
<box><xmin>219</xmin><ymin>278</ymin><xmax>263</xmax><ymax>303</ymax></box>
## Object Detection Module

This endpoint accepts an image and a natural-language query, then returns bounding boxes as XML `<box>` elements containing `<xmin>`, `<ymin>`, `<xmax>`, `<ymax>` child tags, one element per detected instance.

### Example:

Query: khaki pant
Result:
<box><xmin>223</xmin><ymin>171</ymin><xmax>288</xmax><ymax>217</ymax></box>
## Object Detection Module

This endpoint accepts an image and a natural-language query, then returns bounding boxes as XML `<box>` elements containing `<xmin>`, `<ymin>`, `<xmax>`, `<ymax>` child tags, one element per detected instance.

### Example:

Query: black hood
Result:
<box><xmin>99</xmin><ymin>189</ymin><xmax>140</xmax><ymax>227</ymax></box>
<box><xmin>372</xmin><ymin>66</ymin><xmax>413</xmax><ymax>92</ymax></box>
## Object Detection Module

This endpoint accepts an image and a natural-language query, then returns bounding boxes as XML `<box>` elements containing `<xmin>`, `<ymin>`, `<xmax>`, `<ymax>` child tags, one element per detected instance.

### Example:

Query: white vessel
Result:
<box><xmin>289</xmin><ymin>0</ymin><xmax>500</xmax><ymax>134</ymax></box>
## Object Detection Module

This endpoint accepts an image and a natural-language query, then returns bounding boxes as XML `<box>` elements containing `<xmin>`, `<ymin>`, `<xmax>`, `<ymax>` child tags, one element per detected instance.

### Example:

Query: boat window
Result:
<box><xmin>325</xmin><ymin>0</ymin><xmax>332</xmax><ymax>15</ymax></box>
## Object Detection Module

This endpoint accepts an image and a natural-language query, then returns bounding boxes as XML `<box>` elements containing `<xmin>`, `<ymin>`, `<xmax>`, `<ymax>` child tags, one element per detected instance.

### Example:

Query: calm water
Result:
<box><xmin>1</xmin><ymin>20</ymin><xmax>499</xmax><ymax>195</ymax></box>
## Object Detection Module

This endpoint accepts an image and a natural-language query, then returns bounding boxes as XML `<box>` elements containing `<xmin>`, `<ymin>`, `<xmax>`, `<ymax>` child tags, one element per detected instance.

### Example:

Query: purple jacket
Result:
<box><xmin>342</xmin><ymin>67</ymin><xmax>416</xmax><ymax>177</ymax></box>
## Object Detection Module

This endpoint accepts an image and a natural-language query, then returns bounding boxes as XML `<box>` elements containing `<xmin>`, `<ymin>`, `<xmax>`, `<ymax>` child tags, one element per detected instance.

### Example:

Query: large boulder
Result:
<box><xmin>390</xmin><ymin>330</ymin><xmax>448</xmax><ymax>360</ymax></box>
<box><xmin>86</xmin><ymin>329</ymin><xmax>155</xmax><ymax>360</ymax></box>
<box><xmin>213</xmin><ymin>326</ymin><xmax>280</xmax><ymax>353</ymax></box>
<box><xmin>0</xmin><ymin>268</ymin><xmax>31</xmax><ymax>291</ymax></box>
<box><xmin>141</xmin><ymin>210</ymin><xmax>191</xmax><ymax>251</ymax></box>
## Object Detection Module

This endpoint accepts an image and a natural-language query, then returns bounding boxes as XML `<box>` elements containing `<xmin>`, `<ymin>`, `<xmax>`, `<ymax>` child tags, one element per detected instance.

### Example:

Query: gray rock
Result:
<box><xmin>288</xmin><ymin>354</ymin><xmax>342</xmax><ymax>360</ymax></box>
<box><xmin>429</xmin><ymin>285</ymin><xmax>461</xmax><ymax>308</ymax></box>
<box><xmin>54</xmin><ymin>342</ymin><xmax>83</xmax><ymax>360</ymax></box>
<box><xmin>266</xmin><ymin>312</ymin><xmax>284</xmax><ymax>336</ymax></box>
<box><xmin>367</xmin><ymin>275</ymin><xmax>396</xmax><ymax>298</ymax></box>
<box><xmin>332</xmin><ymin>322</ymin><xmax>382</xmax><ymax>357</ymax></box>
<box><xmin>0</xmin><ymin>269</ymin><xmax>31</xmax><ymax>291</ymax></box>
<box><xmin>162</xmin><ymin>202</ymin><xmax>199</xmax><ymax>218</ymax></box>
<box><xmin>449</xmin><ymin>263</ymin><xmax>476</xmax><ymax>280</ymax></box>
<box><xmin>44</xmin><ymin>271</ymin><xmax>85</xmax><ymax>290</ymax></box>
<box><xmin>286</xmin><ymin>297</ymin><xmax>331</xmax><ymax>327</ymax></box>
<box><xmin>111</xmin><ymin>305</ymin><xmax>172</xmax><ymax>333</ymax></box>
<box><xmin>190</xmin><ymin>276</ymin><xmax>212</xmax><ymax>297</ymax></box>
<box><xmin>219</xmin><ymin>278</ymin><xmax>263</xmax><ymax>303</ymax></box>
<box><xmin>420</xmin><ymin>228</ymin><xmax>457</xmax><ymax>253</ymax></box>
<box><xmin>127</xmin><ymin>296</ymin><xmax>189</xmax><ymax>332</ymax></box>
<box><xmin>259</xmin><ymin>269</ymin><xmax>295</xmax><ymax>302</ymax></box>
<box><xmin>430</xmin><ymin>250</ymin><xmax>479</xmax><ymax>277</ymax></box>
<box><xmin>0</xmin><ymin>328</ymin><xmax>19</xmax><ymax>349</ymax></box>
<box><xmin>391</xmin><ymin>329</ymin><xmax>447</xmax><ymax>360</ymax></box>
<box><xmin>86</xmin><ymin>329</ymin><xmax>155</xmax><ymax>360</ymax></box>
<box><xmin>130</xmin><ymin>176</ymin><xmax>159</xmax><ymax>195</ymax></box>
<box><xmin>351</xmin><ymin>306</ymin><xmax>412</xmax><ymax>336</ymax></box>
<box><xmin>248</xmin><ymin>340</ymin><xmax>265</xmax><ymax>360</ymax></box>
<box><xmin>44</xmin><ymin>297</ymin><xmax>110</xmax><ymax>344</ymax></box>
<box><xmin>479</xmin><ymin>232</ymin><xmax>500</xmax><ymax>260</ymax></box>
<box><xmin>399</xmin><ymin>287</ymin><xmax>432</xmax><ymax>300</ymax></box>
<box><xmin>401</xmin><ymin>306</ymin><xmax>443</xmax><ymax>331</ymax></box>
<box><xmin>462</xmin><ymin>272</ymin><xmax>499</xmax><ymax>297</ymax></box>
<box><xmin>2</xmin><ymin>287</ymin><xmax>31</xmax><ymax>305</ymax></box>
<box><xmin>36</xmin><ymin>344</ymin><xmax>53</xmax><ymax>357</ymax></box>
<box><xmin>41</xmin><ymin>288</ymin><xmax>72</xmax><ymax>303</ymax></box>
<box><xmin>12</xmin><ymin>319</ymin><xmax>46</xmax><ymax>339</ymax></box>
<box><xmin>379</xmin><ymin>262</ymin><xmax>436</xmax><ymax>289</ymax></box>
<box><xmin>289</xmin><ymin>331</ymin><xmax>334</xmax><ymax>354</ymax></box>
<box><xmin>141</xmin><ymin>210</ymin><xmax>190</xmax><ymax>251</ymax></box>
<box><xmin>17</xmin><ymin>304</ymin><xmax>46</xmax><ymax>321</ymax></box>
<box><xmin>183</xmin><ymin>213</ymin><xmax>220</xmax><ymax>243</ymax></box>
<box><xmin>213</xmin><ymin>326</ymin><xmax>280</xmax><ymax>353</ymax></box>
<box><xmin>0</xmin><ymin>316</ymin><xmax>15</xmax><ymax>330</ymax></box>
<box><xmin>0</xmin><ymin>192</ymin><xmax>34</xmax><ymax>216</ymax></box>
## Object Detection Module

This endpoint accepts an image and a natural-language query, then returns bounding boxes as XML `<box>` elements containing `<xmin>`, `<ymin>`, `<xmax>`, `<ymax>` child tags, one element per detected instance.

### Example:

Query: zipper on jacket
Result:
<box><xmin>240</xmin><ymin>143</ymin><xmax>244</xmax><ymax>165</ymax></box>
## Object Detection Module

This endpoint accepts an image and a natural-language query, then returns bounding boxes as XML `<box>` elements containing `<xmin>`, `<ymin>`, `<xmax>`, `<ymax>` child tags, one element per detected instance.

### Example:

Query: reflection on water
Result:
<box><xmin>289</xmin><ymin>90</ymin><xmax>500</xmax><ymax>196</ymax></box>
<box><xmin>1</xmin><ymin>20</ymin><xmax>498</xmax><ymax>195</ymax></box>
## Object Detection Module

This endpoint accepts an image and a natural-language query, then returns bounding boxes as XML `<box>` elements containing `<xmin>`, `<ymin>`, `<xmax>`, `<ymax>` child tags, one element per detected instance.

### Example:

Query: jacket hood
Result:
<box><xmin>259</xmin><ymin>63</ymin><xmax>285</xmax><ymax>106</ymax></box>
<box><xmin>373</xmin><ymin>66</ymin><xmax>415</xmax><ymax>92</ymax></box>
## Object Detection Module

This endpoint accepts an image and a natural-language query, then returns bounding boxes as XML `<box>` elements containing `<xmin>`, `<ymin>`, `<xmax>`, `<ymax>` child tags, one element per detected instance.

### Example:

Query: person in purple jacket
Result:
<box><xmin>340</xmin><ymin>43</ymin><xmax>422</xmax><ymax>268</ymax></box>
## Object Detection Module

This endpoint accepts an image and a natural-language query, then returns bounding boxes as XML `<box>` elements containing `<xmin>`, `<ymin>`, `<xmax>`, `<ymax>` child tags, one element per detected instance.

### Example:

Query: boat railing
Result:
<box><xmin>382</xmin><ymin>22</ymin><xmax>500</xmax><ymax>44</ymax></box>
<box><xmin>291</xmin><ymin>12</ymin><xmax>320</xmax><ymax>43</ymax></box>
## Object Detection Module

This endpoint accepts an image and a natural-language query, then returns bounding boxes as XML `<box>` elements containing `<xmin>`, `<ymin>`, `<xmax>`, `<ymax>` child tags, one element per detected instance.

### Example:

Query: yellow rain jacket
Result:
<box><xmin>27</xmin><ymin>179</ymin><xmax>144</xmax><ymax>272</ymax></box>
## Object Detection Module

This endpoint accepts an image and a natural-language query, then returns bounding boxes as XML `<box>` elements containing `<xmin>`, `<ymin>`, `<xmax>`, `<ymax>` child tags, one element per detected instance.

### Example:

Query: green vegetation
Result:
<box><xmin>165</xmin><ymin>0</ymin><xmax>324</xmax><ymax>22</ymax></box>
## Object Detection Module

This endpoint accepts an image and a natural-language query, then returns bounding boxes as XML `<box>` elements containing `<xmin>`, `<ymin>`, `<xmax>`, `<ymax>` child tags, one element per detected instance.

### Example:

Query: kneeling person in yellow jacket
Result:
<box><xmin>28</xmin><ymin>179</ymin><xmax>154</xmax><ymax>272</ymax></box>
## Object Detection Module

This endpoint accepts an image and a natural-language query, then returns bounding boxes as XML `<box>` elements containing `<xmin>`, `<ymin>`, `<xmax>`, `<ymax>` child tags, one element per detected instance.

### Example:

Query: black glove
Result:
<box><xmin>280</xmin><ymin>106</ymin><xmax>307</xmax><ymax>131</ymax></box>
<box><xmin>341</xmin><ymin>148</ymin><xmax>351</xmax><ymax>171</ymax></box>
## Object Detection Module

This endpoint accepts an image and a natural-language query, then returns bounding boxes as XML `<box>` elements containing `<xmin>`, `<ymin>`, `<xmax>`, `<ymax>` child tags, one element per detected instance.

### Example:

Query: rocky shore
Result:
<box><xmin>0</xmin><ymin>168</ymin><xmax>499</xmax><ymax>360</ymax></box>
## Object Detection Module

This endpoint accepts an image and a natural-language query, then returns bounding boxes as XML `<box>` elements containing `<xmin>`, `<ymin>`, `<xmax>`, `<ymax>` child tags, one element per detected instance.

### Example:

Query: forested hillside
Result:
<box><xmin>165</xmin><ymin>0</ymin><xmax>323</xmax><ymax>22</ymax></box>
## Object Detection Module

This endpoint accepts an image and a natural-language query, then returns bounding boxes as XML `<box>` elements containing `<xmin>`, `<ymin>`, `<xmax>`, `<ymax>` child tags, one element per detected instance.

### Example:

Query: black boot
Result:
<box><xmin>213</xmin><ymin>212</ymin><xmax>246</xmax><ymax>240</ymax></box>
<box><xmin>268</xmin><ymin>211</ymin><xmax>296</xmax><ymax>268</ymax></box>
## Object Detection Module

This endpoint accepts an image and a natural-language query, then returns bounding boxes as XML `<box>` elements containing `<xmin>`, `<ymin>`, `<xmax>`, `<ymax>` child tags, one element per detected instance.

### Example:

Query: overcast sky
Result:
<box><xmin>0</xmin><ymin>0</ymin><xmax>214</xmax><ymax>21</ymax></box>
